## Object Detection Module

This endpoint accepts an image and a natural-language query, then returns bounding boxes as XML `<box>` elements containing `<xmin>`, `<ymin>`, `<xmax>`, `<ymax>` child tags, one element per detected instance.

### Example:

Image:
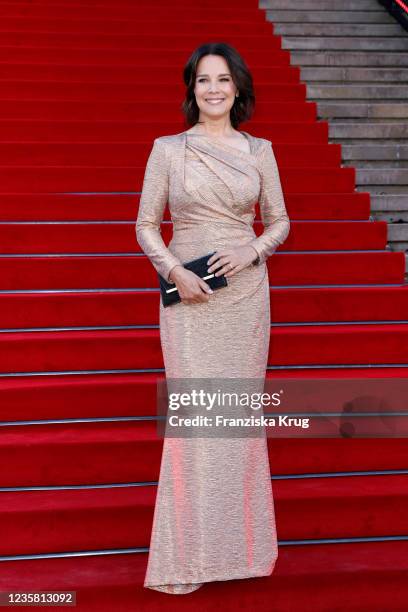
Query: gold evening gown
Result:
<box><xmin>136</xmin><ymin>130</ymin><xmax>290</xmax><ymax>594</ymax></box>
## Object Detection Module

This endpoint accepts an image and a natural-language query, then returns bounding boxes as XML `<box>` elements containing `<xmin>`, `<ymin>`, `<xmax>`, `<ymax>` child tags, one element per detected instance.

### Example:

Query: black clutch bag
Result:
<box><xmin>158</xmin><ymin>251</ymin><xmax>228</xmax><ymax>307</ymax></box>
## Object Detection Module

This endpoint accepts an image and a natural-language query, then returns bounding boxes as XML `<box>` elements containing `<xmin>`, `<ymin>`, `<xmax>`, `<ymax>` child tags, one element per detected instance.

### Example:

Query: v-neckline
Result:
<box><xmin>184</xmin><ymin>130</ymin><xmax>253</xmax><ymax>157</ymax></box>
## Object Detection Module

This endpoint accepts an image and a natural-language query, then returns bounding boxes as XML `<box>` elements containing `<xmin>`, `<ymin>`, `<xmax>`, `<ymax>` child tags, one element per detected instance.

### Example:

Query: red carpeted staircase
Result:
<box><xmin>0</xmin><ymin>0</ymin><xmax>407</xmax><ymax>610</ymax></box>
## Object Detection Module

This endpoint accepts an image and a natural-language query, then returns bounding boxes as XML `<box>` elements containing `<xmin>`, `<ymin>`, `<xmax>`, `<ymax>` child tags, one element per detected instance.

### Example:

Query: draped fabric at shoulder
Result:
<box><xmin>166</xmin><ymin>132</ymin><xmax>260</xmax><ymax>227</ymax></box>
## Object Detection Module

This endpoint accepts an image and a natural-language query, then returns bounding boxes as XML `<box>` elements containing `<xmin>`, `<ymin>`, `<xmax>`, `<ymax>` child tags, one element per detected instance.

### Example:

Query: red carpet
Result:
<box><xmin>0</xmin><ymin>1</ymin><xmax>407</xmax><ymax>610</ymax></box>
<box><xmin>0</xmin><ymin>541</ymin><xmax>408</xmax><ymax>611</ymax></box>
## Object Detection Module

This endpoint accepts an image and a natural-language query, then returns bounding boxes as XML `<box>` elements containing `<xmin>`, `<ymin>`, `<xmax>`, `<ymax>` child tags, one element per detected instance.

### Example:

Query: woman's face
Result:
<box><xmin>194</xmin><ymin>54</ymin><xmax>238</xmax><ymax>122</ymax></box>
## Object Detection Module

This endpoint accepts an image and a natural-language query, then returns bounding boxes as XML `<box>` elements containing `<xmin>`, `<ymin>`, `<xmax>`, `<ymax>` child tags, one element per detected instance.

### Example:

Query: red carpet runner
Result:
<box><xmin>0</xmin><ymin>0</ymin><xmax>407</xmax><ymax>610</ymax></box>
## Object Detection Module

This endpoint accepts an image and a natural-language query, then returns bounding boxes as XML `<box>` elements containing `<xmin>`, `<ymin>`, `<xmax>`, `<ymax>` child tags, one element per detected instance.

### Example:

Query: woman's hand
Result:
<box><xmin>207</xmin><ymin>245</ymin><xmax>258</xmax><ymax>278</ymax></box>
<box><xmin>168</xmin><ymin>266</ymin><xmax>214</xmax><ymax>305</ymax></box>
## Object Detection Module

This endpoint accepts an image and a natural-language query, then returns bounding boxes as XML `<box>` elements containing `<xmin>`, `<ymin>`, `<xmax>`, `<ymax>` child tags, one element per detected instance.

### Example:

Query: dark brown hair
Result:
<box><xmin>181</xmin><ymin>42</ymin><xmax>255</xmax><ymax>129</ymax></box>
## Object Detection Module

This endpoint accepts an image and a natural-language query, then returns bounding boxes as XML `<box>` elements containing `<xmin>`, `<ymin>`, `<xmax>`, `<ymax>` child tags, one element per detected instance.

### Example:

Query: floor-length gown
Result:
<box><xmin>135</xmin><ymin>130</ymin><xmax>290</xmax><ymax>594</ymax></box>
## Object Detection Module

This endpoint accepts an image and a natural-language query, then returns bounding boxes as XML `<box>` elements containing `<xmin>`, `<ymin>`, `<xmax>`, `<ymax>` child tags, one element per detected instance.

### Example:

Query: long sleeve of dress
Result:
<box><xmin>136</xmin><ymin>137</ymin><xmax>183</xmax><ymax>282</ymax></box>
<box><xmin>247</xmin><ymin>140</ymin><xmax>290</xmax><ymax>265</ymax></box>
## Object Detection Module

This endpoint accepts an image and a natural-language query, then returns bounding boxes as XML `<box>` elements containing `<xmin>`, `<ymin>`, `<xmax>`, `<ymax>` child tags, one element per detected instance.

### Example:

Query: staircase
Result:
<box><xmin>0</xmin><ymin>0</ymin><xmax>408</xmax><ymax>610</ymax></box>
<box><xmin>262</xmin><ymin>0</ymin><xmax>408</xmax><ymax>275</ymax></box>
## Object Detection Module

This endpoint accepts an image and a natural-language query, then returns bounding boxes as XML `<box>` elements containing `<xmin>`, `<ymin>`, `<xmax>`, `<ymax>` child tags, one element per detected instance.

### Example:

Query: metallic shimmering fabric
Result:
<box><xmin>136</xmin><ymin>131</ymin><xmax>290</xmax><ymax>594</ymax></box>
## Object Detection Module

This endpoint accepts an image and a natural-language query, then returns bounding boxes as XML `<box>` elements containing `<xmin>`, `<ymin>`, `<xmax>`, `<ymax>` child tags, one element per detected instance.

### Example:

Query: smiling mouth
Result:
<box><xmin>206</xmin><ymin>98</ymin><xmax>225</xmax><ymax>103</ymax></box>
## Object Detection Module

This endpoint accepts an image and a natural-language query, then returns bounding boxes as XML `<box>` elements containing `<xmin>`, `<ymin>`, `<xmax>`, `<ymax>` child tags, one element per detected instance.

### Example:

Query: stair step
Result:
<box><xmin>290</xmin><ymin>51</ymin><xmax>408</xmax><ymax>67</ymax></box>
<box><xmin>388</xmin><ymin>223</ymin><xmax>408</xmax><ymax>242</ymax></box>
<box><xmin>260</xmin><ymin>0</ymin><xmax>385</xmax><ymax>10</ymax></box>
<box><xmin>330</xmin><ymin>123</ymin><xmax>408</xmax><ymax>139</ymax></box>
<box><xmin>1</xmin><ymin>285</ymin><xmax>408</xmax><ymax>329</ymax></box>
<box><xmin>0</xmin><ymin>31</ymin><xmax>283</xmax><ymax>50</ymax></box>
<box><xmin>0</xmin><ymin>82</ymin><xmax>306</xmax><ymax>102</ymax></box>
<box><xmin>307</xmin><ymin>84</ymin><xmax>408</xmax><ymax>99</ymax></box>
<box><xmin>0</xmin><ymin>143</ymin><xmax>345</xmax><ymax>170</ymax></box>
<box><xmin>0</xmin><ymin>252</ymin><xmax>403</xmax><ymax>289</ymax></box>
<box><xmin>1</xmin><ymin>367</ymin><xmax>408</xmax><ymax>425</ymax></box>
<box><xmin>0</xmin><ymin>119</ymin><xmax>326</xmax><ymax>146</ymax></box>
<box><xmin>0</xmin><ymin>484</ymin><xmax>155</xmax><ymax>554</ymax></box>
<box><xmin>0</xmin><ymin>18</ymin><xmax>271</xmax><ymax>36</ymax></box>
<box><xmin>371</xmin><ymin>195</ymin><xmax>408</xmax><ymax>220</ymax></box>
<box><xmin>0</xmin><ymin>62</ymin><xmax>299</xmax><ymax>84</ymax></box>
<box><xmin>0</xmin><ymin>4</ymin><xmax>264</xmax><ymax>21</ymax></box>
<box><xmin>0</xmin><ymin>221</ymin><xmax>387</xmax><ymax>254</ymax></box>
<box><xmin>275</xmin><ymin>23</ymin><xmax>402</xmax><ymax>37</ymax></box>
<box><xmin>0</xmin><ymin>416</ymin><xmax>408</xmax><ymax>482</ymax></box>
<box><xmin>283</xmin><ymin>37</ymin><xmax>408</xmax><ymax>51</ymax></box>
<box><xmin>0</xmin><ymin>540</ymin><xmax>407</xmax><ymax>611</ymax></box>
<box><xmin>0</xmin><ymin>165</ymin><xmax>353</xmax><ymax>193</ymax></box>
<box><xmin>0</xmin><ymin>323</ymin><xmax>407</xmax><ymax>373</ymax></box>
<box><xmin>317</xmin><ymin>103</ymin><xmax>408</xmax><ymax>119</ymax></box>
<box><xmin>357</xmin><ymin>169</ymin><xmax>408</xmax><ymax>186</ymax></box>
<box><xmin>0</xmin><ymin>99</ymin><xmax>315</xmax><ymax>121</ymax></box>
<box><xmin>358</xmin><ymin>185</ymin><xmax>408</xmax><ymax>196</ymax></box>
<box><xmin>0</xmin><ymin>46</ymin><xmax>291</xmax><ymax>66</ymax></box>
<box><xmin>341</xmin><ymin>145</ymin><xmax>408</xmax><ymax>162</ymax></box>
<box><xmin>0</xmin><ymin>475</ymin><xmax>407</xmax><ymax>554</ymax></box>
<box><xmin>0</xmin><ymin>0</ymin><xmax>258</xmax><ymax>7</ymax></box>
<box><xmin>301</xmin><ymin>67</ymin><xmax>408</xmax><ymax>82</ymax></box>
<box><xmin>266</xmin><ymin>9</ymin><xmax>394</xmax><ymax>24</ymax></box>
<box><xmin>0</xmin><ymin>193</ymin><xmax>371</xmax><ymax>222</ymax></box>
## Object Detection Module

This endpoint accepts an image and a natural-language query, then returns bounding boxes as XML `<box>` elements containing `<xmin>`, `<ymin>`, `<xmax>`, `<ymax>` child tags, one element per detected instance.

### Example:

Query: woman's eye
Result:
<box><xmin>197</xmin><ymin>78</ymin><xmax>230</xmax><ymax>82</ymax></box>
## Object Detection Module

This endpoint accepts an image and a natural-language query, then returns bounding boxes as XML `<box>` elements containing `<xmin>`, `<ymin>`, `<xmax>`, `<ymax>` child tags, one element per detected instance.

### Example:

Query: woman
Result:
<box><xmin>136</xmin><ymin>42</ymin><xmax>290</xmax><ymax>595</ymax></box>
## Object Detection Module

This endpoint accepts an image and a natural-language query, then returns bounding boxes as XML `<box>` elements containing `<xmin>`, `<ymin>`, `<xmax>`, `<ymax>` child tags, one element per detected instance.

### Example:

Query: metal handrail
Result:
<box><xmin>378</xmin><ymin>0</ymin><xmax>408</xmax><ymax>31</ymax></box>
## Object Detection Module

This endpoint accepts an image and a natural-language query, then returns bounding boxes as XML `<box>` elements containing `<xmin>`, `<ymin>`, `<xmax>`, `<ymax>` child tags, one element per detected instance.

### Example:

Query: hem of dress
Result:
<box><xmin>144</xmin><ymin>558</ymin><xmax>277</xmax><ymax>594</ymax></box>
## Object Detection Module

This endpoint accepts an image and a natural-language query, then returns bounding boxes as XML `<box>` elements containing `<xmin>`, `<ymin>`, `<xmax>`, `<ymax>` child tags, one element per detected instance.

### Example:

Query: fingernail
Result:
<box><xmin>208</xmin><ymin>289</ymin><xmax>213</xmax><ymax>293</ymax></box>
